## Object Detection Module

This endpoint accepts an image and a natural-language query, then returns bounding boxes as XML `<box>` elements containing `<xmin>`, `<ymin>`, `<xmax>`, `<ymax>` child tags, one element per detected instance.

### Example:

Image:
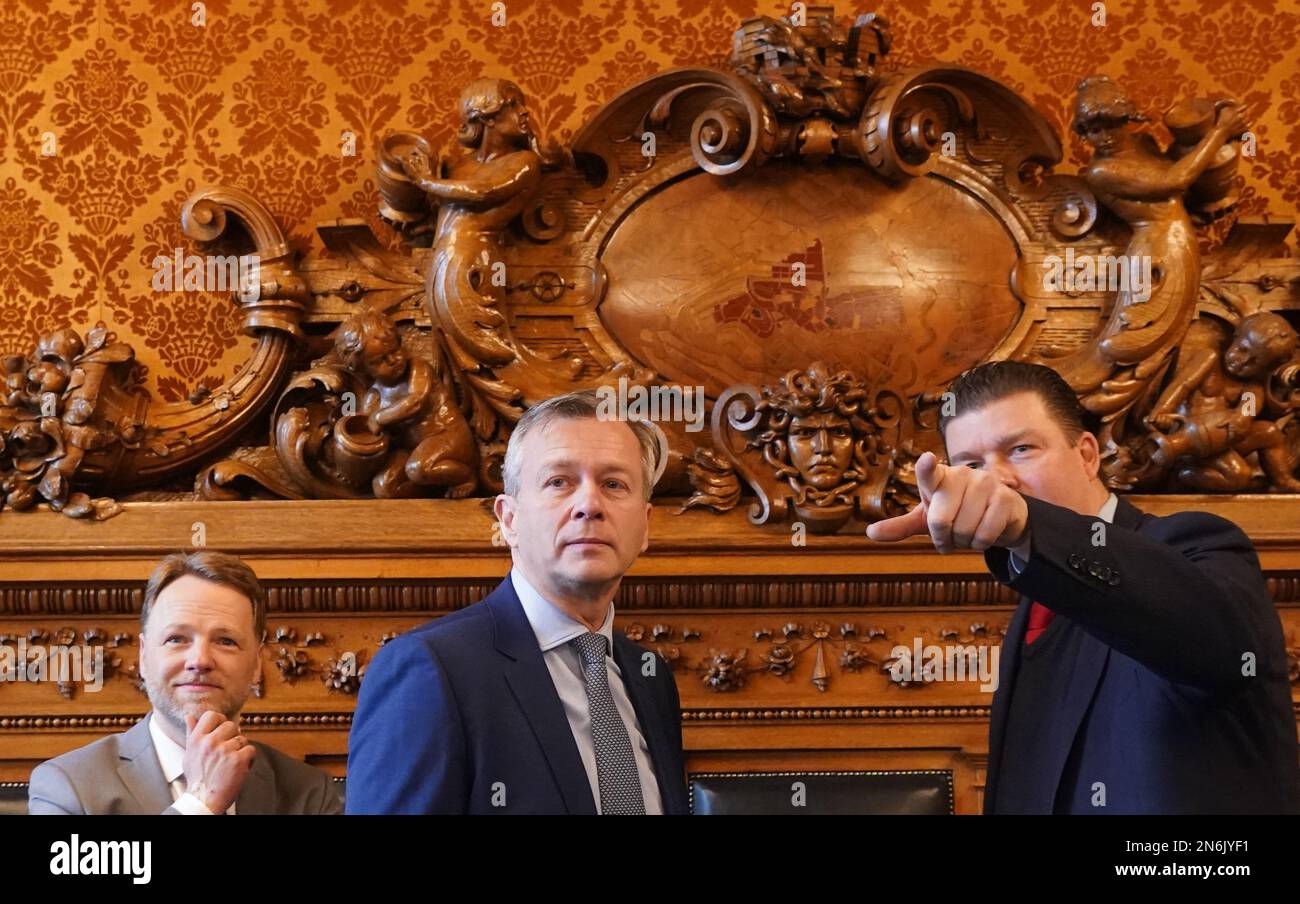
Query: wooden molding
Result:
<box><xmin>7</xmin><ymin>494</ymin><xmax>1300</xmax><ymax>581</ymax></box>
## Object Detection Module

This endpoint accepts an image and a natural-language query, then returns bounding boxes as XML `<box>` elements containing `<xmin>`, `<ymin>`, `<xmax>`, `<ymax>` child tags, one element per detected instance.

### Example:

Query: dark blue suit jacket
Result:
<box><xmin>984</xmin><ymin>495</ymin><xmax>1300</xmax><ymax>814</ymax></box>
<box><xmin>346</xmin><ymin>577</ymin><xmax>689</xmax><ymax>814</ymax></box>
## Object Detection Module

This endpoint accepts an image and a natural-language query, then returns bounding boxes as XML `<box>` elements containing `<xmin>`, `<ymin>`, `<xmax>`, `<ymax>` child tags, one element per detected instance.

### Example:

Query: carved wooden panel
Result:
<box><xmin>2</xmin><ymin>6</ymin><xmax>1298</xmax><ymax>522</ymax></box>
<box><xmin>1</xmin><ymin>499</ymin><xmax>1299</xmax><ymax>814</ymax></box>
<box><xmin>6</xmin><ymin>5</ymin><xmax>1300</xmax><ymax>814</ymax></box>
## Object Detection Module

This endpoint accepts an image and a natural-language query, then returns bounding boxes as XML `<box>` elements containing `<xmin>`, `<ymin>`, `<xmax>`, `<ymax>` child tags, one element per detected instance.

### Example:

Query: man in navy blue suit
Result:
<box><xmin>869</xmin><ymin>361</ymin><xmax>1299</xmax><ymax>814</ymax></box>
<box><xmin>346</xmin><ymin>389</ymin><xmax>688</xmax><ymax>814</ymax></box>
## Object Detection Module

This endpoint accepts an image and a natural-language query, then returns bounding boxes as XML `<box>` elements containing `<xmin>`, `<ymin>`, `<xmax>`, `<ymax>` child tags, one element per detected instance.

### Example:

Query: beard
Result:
<box><xmin>144</xmin><ymin>672</ymin><xmax>247</xmax><ymax>736</ymax></box>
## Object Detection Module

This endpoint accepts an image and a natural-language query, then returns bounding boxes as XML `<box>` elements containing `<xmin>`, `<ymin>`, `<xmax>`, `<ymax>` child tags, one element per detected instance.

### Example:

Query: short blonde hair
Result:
<box><xmin>141</xmin><ymin>551</ymin><xmax>267</xmax><ymax>641</ymax></box>
<box><xmin>502</xmin><ymin>390</ymin><xmax>659</xmax><ymax>501</ymax></box>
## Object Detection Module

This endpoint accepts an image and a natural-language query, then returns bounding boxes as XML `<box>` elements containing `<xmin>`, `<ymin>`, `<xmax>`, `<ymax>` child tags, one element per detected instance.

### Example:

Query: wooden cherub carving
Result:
<box><xmin>1133</xmin><ymin>312</ymin><xmax>1300</xmax><ymax>492</ymax></box>
<box><xmin>332</xmin><ymin>309</ymin><xmax>477</xmax><ymax>499</ymax></box>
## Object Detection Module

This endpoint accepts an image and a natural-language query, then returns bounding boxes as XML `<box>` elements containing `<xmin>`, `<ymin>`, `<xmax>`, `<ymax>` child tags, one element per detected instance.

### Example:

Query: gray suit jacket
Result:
<box><xmin>28</xmin><ymin>714</ymin><xmax>343</xmax><ymax>815</ymax></box>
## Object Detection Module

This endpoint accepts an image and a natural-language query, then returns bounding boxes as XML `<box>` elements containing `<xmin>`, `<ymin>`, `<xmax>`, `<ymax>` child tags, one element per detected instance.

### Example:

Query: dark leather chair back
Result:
<box><xmin>0</xmin><ymin>783</ymin><xmax>28</xmax><ymax>816</ymax></box>
<box><xmin>689</xmin><ymin>770</ymin><xmax>954</xmax><ymax>815</ymax></box>
<box><xmin>3</xmin><ymin>774</ymin><xmax>954</xmax><ymax>815</ymax></box>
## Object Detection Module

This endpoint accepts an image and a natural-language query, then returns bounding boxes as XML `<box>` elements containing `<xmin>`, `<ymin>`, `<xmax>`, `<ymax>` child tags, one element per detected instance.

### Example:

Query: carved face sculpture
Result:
<box><xmin>1224</xmin><ymin>313</ymin><xmax>1297</xmax><ymax>381</ymax></box>
<box><xmin>138</xmin><ymin>574</ymin><xmax>261</xmax><ymax>736</ymax></box>
<box><xmin>1079</xmin><ymin>121</ymin><xmax>1122</xmax><ymax>155</ymax></box>
<box><xmin>788</xmin><ymin>412</ymin><xmax>854</xmax><ymax>489</ymax></box>
<box><xmin>460</xmin><ymin>79</ymin><xmax>533</xmax><ymax>147</ymax></box>
<box><xmin>497</xmin><ymin>95</ymin><xmax>533</xmax><ymax>143</ymax></box>
<box><xmin>360</xmin><ymin>328</ymin><xmax>408</xmax><ymax>384</ymax></box>
<box><xmin>335</xmin><ymin>312</ymin><xmax>408</xmax><ymax>384</ymax></box>
<box><xmin>1073</xmin><ymin>76</ymin><xmax>1141</xmax><ymax>156</ymax></box>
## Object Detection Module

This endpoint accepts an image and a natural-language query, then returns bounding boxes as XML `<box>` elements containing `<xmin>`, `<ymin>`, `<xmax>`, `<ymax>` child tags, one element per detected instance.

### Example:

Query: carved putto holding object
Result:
<box><xmin>2</xmin><ymin>6</ymin><xmax>1297</xmax><ymax>526</ymax></box>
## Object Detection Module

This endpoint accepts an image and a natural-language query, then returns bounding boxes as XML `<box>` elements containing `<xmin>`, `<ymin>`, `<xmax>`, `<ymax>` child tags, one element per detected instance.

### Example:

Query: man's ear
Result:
<box><xmin>1078</xmin><ymin>431</ymin><xmax>1102</xmax><ymax>479</ymax></box>
<box><xmin>494</xmin><ymin>494</ymin><xmax>519</xmax><ymax>547</ymax></box>
<box><xmin>640</xmin><ymin>501</ymin><xmax>652</xmax><ymax>554</ymax></box>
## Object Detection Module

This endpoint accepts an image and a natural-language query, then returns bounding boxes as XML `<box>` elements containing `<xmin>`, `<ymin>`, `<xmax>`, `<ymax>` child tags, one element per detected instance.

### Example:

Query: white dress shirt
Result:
<box><xmin>1009</xmin><ymin>492</ymin><xmax>1118</xmax><ymax>574</ymax></box>
<box><xmin>148</xmin><ymin>711</ymin><xmax>234</xmax><ymax>815</ymax></box>
<box><xmin>511</xmin><ymin>569</ymin><xmax>663</xmax><ymax>814</ymax></box>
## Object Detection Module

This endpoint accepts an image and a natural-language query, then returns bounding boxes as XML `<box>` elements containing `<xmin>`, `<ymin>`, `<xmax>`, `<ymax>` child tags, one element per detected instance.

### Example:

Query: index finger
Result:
<box><xmin>189</xmin><ymin>710</ymin><xmax>224</xmax><ymax>737</ymax></box>
<box><xmin>914</xmin><ymin>451</ymin><xmax>949</xmax><ymax>502</ymax></box>
<box><xmin>866</xmin><ymin>502</ymin><xmax>929</xmax><ymax>543</ymax></box>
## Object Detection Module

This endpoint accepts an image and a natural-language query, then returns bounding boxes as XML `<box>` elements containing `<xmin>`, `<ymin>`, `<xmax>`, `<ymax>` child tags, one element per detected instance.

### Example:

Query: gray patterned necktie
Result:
<box><xmin>571</xmin><ymin>632</ymin><xmax>646</xmax><ymax>815</ymax></box>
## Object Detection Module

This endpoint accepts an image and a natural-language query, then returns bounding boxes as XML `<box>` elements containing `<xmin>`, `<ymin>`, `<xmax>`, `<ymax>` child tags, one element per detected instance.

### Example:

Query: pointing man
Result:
<box><xmin>868</xmin><ymin>361</ymin><xmax>1299</xmax><ymax>814</ymax></box>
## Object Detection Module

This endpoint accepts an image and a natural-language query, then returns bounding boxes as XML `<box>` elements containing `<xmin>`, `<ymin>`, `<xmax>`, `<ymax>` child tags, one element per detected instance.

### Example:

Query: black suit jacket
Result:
<box><xmin>983</xmin><ymin>495</ymin><xmax>1300</xmax><ymax>814</ymax></box>
<box><xmin>346</xmin><ymin>577</ymin><xmax>688</xmax><ymax>814</ymax></box>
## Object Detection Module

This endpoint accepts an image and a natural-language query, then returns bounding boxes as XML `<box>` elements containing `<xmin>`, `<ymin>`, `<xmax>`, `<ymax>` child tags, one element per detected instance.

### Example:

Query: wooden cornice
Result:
<box><xmin>2</xmin><ymin>495</ymin><xmax>1300</xmax><ymax>582</ymax></box>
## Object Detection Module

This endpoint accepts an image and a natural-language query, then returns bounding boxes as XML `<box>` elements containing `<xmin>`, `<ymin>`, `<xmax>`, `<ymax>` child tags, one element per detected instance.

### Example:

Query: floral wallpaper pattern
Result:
<box><xmin>2</xmin><ymin>0</ymin><xmax>1297</xmax><ymax>401</ymax></box>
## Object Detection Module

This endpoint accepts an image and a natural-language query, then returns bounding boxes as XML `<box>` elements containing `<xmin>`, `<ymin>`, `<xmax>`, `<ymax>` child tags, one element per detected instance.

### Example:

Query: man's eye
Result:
<box><xmin>218</xmin><ymin>638</ymin><xmax>237</xmax><ymax>646</ymax></box>
<box><xmin>165</xmin><ymin>636</ymin><xmax>185</xmax><ymax>644</ymax></box>
<box><xmin>964</xmin><ymin>462</ymin><xmax>981</xmax><ymax>470</ymax></box>
<box><xmin>605</xmin><ymin>479</ymin><xmax>627</xmax><ymax>490</ymax></box>
<box><xmin>1012</xmin><ymin>445</ymin><xmax>1032</xmax><ymax>454</ymax></box>
<box><xmin>546</xmin><ymin>477</ymin><xmax>567</xmax><ymax>488</ymax></box>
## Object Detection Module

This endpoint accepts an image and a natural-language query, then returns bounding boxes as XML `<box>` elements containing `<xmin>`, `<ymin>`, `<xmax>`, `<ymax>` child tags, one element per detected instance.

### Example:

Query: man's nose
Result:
<box><xmin>570</xmin><ymin>478</ymin><xmax>606</xmax><ymax>520</ymax></box>
<box><xmin>812</xmin><ymin>429</ymin><xmax>830</xmax><ymax>453</ymax></box>
<box><xmin>988</xmin><ymin>460</ymin><xmax>1019</xmax><ymax>489</ymax></box>
<box><xmin>185</xmin><ymin>640</ymin><xmax>215</xmax><ymax>671</ymax></box>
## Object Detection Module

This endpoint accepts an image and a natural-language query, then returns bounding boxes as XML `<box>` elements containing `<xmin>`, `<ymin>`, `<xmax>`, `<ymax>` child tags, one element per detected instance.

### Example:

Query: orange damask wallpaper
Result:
<box><xmin>3</xmin><ymin>0</ymin><xmax>1299</xmax><ymax>404</ymax></box>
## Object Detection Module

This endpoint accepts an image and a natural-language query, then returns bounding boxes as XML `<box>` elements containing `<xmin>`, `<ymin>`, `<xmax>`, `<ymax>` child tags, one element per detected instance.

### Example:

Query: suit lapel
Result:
<box><xmin>1030</xmin><ymin>495</ymin><xmax>1141</xmax><ymax>806</ymax></box>
<box><xmin>117</xmin><ymin>716</ymin><xmax>176</xmax><ymax>814</ymax></box>
<box><xmin>1039</xmin><ymin>628</ymin><xmax>1109</xmax><ymax>811</ymax></box>
<box><xmin>987</xmin><ymin>495</ymin><xmax>1142</xmax><ymax>813</ymax></box>
<box><xmin>488</xmin><ymin>580</ymin><xmax>597</xmax><ymax>815</ymax></box>
<box><xmin>1113</xmin><ymin>496</ymin><xmax>1146</xmax><ymax>531</ymax></box>
<box><xmin>1014</xmin><ymin>495</ymin><xmax>1139</xmax><ymax>809</ymax></box>
<box><xmin>984</xmin><ymin>595</ymin><xmax>1028</xmax><ymax>812</ymax></box>
<box><xmin>122</xmin><ymin>714</ymin><xmax>280</xmax><ymax>815</ymax></box>
<box><xmin>612</xmin><ymin>634</ymin><xmax>680</xmax><ymax>812</ymax></box>
<box><xmin>987</xmin><ymin>597</ymin><xmax>1112</xmax><ymax>812</ymax></box>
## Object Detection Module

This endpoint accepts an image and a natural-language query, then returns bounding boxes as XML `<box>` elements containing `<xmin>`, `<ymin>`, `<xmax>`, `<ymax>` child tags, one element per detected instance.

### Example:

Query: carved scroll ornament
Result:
<box><xmin>4</xmin><ymin>5</ymin><xmax>1299</xmax><ymax>527</ymax></box>
<box><xmin>3</xmin><ymin>187</ymin><xmax>306</xmax><ymax>517</ymax></box>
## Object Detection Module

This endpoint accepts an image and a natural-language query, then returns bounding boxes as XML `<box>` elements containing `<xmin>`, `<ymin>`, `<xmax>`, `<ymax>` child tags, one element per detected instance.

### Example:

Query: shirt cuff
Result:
<box><xmin>171</xmin><ymin>792</ymin><xmax>217</xmax><ymax>815</ymax></box>
<box><xmin>1007</xmin><ymin>546</ymin><xmax>1030</xmax><ymax>576</ymax></box>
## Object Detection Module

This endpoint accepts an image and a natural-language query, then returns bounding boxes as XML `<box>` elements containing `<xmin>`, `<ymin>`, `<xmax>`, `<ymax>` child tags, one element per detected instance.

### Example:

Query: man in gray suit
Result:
<box><xmin>29</xmin><ymin>551</ymin><xmax>342</xmax><ymax>815</ymax></box>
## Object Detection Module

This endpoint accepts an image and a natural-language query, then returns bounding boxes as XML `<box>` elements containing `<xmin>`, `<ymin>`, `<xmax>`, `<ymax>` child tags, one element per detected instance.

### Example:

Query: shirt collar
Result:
<box><xmin>1098</xmin><ymin>492</ymin><xmax>1118</xmax><ymax>524</ymax></box>
<box><xmin>510</xmin><ymin>568</ymin><xmax>615</xmax><ymax>656</ymax></box>
<box><xmin>147</xmin><ymin>711</ymin><xmax>185</xmax><ymax>784</ymax></box>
